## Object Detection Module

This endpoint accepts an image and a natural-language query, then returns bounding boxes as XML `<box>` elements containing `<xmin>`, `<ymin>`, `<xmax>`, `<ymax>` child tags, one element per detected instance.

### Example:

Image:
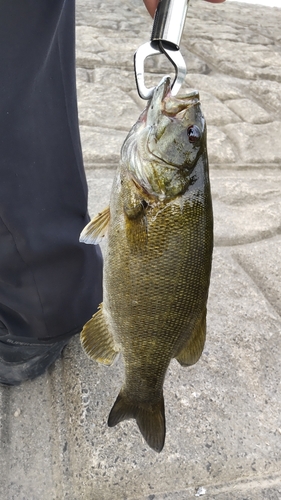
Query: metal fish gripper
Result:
<box><xmin>134</xmin><ymin>0</ymin><xmax>190</xmax><ymax>100</ymax></box>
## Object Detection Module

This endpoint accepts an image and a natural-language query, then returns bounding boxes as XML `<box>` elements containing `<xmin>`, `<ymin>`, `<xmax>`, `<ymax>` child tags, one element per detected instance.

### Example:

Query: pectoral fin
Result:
<box><xmin>80</xmin><ymin>206</ymin><xmax>110</xmax><ymax>245</ymax></box>
<box><xmin>108</xmin><ymin>390</ymin><xmax>165</xmax><ymax>453</ymax></box>
<box><xmin>122</xmin><ymin>176</ymin><xmax>150</xmax><ymax>250</ymax></box>
<box><xmin>176</xmin><ymin>309</ymin><xmax>206</xmax><ymax>367</ymax></box>
<box><xmin>125</xmin><ymin>215</ymin><xmax>148</xmax><ymax>251</ymax></box>
<box><xmin>80</xmin><ymin>304</ymin><xmax>118</xmax><ymax>366</ymax></box>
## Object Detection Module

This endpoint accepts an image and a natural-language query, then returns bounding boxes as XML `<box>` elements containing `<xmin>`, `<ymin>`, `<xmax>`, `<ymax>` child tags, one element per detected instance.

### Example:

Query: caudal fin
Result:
<box><xmin>108</xmin><ymin>391</ymin><xmax>166</xmax><ymax>453</ymax></box>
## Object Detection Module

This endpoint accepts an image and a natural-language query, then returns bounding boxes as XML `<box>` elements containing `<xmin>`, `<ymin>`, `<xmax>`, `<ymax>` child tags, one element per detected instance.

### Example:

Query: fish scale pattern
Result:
<box><xmin>103</xmin><ymin>160</ymin><xmax>213</xmax><ymax>405</ymax></box>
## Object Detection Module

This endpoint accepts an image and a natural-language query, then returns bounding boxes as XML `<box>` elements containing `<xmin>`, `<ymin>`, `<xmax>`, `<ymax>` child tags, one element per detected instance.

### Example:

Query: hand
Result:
<box><xmin>143</xmin><ymin>0</ymin><xmax>225</xmax><ymax>18</ymax></box>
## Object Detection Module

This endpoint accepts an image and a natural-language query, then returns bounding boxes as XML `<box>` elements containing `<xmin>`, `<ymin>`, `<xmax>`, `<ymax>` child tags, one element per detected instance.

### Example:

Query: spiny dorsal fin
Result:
<box><xmin>108</xmin><ymin>391</ymin><xmax>165</xmax><ymax>453</ymax></box>
<box><xmin>80</xmin><ymin>304</ymin><xmax>118</xmax><ymax>366</ymax></box>
<box><xmin>79</xmin><ymin>206</ymin><xmax>110</xmax><ymax>245</ymax></box>
<box><xmin>175</xmin><ymin>308</ymin><xmax>206</xmax><ymax>367</ymax></box>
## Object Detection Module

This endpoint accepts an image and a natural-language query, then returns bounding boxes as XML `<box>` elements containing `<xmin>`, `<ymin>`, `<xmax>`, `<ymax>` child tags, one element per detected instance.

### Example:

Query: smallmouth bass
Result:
<box><xmin>80</xmin><ymin>77</ymin><xmax>213</xmax><ymax>452</ymax></box>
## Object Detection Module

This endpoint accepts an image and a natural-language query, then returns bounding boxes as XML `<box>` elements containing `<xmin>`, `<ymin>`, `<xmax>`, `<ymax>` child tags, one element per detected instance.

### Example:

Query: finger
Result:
<box><xmin>143</xmin><ymin>0</ymin><xmax>225</xmax><ymax>18</ymax></box>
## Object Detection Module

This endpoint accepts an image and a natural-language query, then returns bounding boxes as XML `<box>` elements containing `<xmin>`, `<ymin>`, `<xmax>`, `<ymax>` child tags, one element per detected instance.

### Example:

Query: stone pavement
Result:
<box><xmin>1</xmin><ymin>0</ymin><xmax>281</xmax><ymax>498</ymax></box>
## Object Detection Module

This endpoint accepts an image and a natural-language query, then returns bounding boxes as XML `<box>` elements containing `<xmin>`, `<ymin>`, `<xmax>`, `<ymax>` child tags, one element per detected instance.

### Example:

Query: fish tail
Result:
<box><xmin>108</xmin><ymin>391</ymin><xmax>166</xmax><ymax>453</ymax></box>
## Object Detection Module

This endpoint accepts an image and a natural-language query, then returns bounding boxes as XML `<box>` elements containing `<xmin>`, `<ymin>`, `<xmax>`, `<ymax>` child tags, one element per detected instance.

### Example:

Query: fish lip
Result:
<box><xmin>144</xmin><ymin>77</ymin><xmax>200</xmax><ymax>122</ymax></box>
<box><xmin>163</xmin><ymin>90</ymin><xmax>200</xmax><ymax>119</ymax></box>
<box><xmin>152</xmin><ymin>75</ymin><xmax>172</xmax><ymax>101</ymax></box>
<box><xmin>140</xmin><ymin>76</ymin><xmax>172</xmax><ymax>125</ymax></box>
<box><xmin>159</xmin><ymin>76</ymin><xmax>172</xmax><ymax>100</ymax></box>
<box><xmin>154</xmin><ymin>76</ymin><xmax>200</xmax><ymax>107</ymax></box>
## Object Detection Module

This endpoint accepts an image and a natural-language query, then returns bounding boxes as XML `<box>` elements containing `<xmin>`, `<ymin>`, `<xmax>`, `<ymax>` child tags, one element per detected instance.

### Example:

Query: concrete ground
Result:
<box><xmin>1</xmin><ymin>0</ymin><xmax>281</xmax><ymax>498</ymax></box>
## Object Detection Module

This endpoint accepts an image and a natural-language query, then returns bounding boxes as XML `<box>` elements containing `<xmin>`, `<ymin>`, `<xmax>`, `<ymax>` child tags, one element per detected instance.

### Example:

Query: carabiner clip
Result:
<box><xmin>134</xmin><ymin>0</ymin><xmax>189</xmax><ymax>100</ymax></box>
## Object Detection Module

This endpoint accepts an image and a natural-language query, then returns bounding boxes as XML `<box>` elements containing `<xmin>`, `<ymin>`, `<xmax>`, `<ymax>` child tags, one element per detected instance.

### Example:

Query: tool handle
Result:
<box><xmin>151</xmin><ymin>0</ymin><xmax>189</xmax><ymax>50</ymax></box>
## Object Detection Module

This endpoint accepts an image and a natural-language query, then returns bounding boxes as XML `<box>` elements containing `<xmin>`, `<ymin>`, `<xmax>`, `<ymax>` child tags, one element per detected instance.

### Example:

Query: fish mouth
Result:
<box><xmin>155</xmin><ymin>76</ymin><xmax>172</xmax><ymax>101</ymax></box>
<box><xmin>145</xmin><ymin>76</ymin><xmax>200</xmax><ymax>123</ymax></box>
<box><xmin>163</xmin><ymin>86</ymin><xmax>200</xmax><ymax>118</ymax></box>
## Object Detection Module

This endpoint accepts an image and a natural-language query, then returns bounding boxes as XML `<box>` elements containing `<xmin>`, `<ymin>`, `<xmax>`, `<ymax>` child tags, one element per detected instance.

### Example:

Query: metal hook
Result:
<box><xmin>134</xmin><ymin>42</ymin><xmax>162</xmax><ymax>101</ymax></box>
<box><xmin>134</xmin><ymin>41</ymin><xmax>187</xmax><ymax>100</ymax></box>
<box><xmin>134</xmin><ymin>0</ymin><xmax>189</xmax><ymax>100</ymax></box>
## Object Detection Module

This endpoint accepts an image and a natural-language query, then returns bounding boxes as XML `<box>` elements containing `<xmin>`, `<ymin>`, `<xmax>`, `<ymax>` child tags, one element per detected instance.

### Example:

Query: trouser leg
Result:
<box><xmin>0</xmin><ymin>0</ymin><xmax>102</xmax><ymax>341</ymax></box>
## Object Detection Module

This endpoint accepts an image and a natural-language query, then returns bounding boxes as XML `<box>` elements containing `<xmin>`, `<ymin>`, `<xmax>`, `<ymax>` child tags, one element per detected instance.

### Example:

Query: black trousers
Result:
<box><xmin>0</xmin><ymin>0</ymin><xmax>102</xmax><ymax>342</ymax></box>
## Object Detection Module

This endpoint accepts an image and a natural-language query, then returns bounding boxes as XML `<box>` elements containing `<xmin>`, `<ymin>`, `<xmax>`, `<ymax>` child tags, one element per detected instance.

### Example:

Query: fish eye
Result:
<box><xmin>187</xmin><ymin>125</ymin><xmax>201</xmax><ymax>143</ymax></box>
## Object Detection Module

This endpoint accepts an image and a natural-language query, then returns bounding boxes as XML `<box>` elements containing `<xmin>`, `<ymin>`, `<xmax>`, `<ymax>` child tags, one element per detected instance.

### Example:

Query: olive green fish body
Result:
<box><xmin>80</xmin><ymin>77</ymin><xmax>213</xmax><ymax>452</ymax></box>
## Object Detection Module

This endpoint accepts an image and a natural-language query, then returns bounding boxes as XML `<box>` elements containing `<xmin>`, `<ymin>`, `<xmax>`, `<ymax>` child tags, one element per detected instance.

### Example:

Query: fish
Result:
<box><xmin>80</xmin><ymin>76</ymin><xmax>213</xmax><ymax>453</ymax></box>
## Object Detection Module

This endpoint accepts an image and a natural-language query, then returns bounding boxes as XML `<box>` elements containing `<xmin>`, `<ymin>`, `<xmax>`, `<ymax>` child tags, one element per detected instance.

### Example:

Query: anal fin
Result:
<box><xmin>176</xmin><ymin>308</ymin><xmax>207</xmax><ymax>367</ymax></box>
<box><xmin>108</xmin><ymin>390</ymin><xmax>165</xmax><ymax>453</ymax></box>
<box><xmin>80</xmin><ymin>206</ymin><xmax>110</xmax><ymax>245</ymax></box>
<box><xmin>80</xmin><ymin>304</ymin><xmax>118</xmax><ymax>366</ymax></box>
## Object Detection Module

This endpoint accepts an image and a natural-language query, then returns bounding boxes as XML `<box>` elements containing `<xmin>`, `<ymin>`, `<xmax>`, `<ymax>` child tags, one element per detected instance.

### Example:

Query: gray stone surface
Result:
<box><xmin>1</xmin><ymin>0</ymin><xmax>281</xmax><ymax>499</ymax></box>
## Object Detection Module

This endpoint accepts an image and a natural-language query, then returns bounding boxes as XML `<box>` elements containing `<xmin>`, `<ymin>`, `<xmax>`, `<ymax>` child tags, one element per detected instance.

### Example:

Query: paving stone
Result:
<box><xmin>138</xmin><ymin>480</ymin><xmax>281</xmax><ymax>500</ymax></box>
<box><xmin>223</xmin><ymin>121</ymin><xmax>281</xmax><ymax>164</ymax></box>
<box><xmin>76</xmin><ymin>26</ymin><xmax>139</xmax><ymax>70</ymax></box>
<box><xmin>246</xmin><ymin>79</ymin><xmax>281</xmax><ymax>114</ymax></box>
<box><xmin>213</xmin><ymin>192</ymin><xmax>281</xmax><ymax>246</ymax></box>
<box><xmin>198</xmin><ymin>90</ymin><xmax>241</xmax><ymax>126</ymax></box>
<box><xmin>86</xmin><ymin>170</ymin><xmax>114</xmax><ymax>217</ymax></box>
<box><xmin>211</xmin><ymin>169</ymin><xmax>281</xmax><ymax>245</ymax></box>
<box><xmin>0</xmin><ymin>376</ymin><xmax>60</xmax><ymax>499</ymax></box>
<box><xmin>207</xmin><ymin>126</ymin><xmax>237</xmax><ymax>164</ymax></box>
<box><xmin>186</xmin><ymin>0</ymin><xmax>281</xmax><ymax>46</ymax></box>
<box><xmin>76</xmin><ymin>66</ymin><xmax>89</xmax><ymax>82</ymax></box>
<box><xmin>91</xmin><ymin>67</ymin><xmax>136</xmax><ymax>92</ymax></box>
<box><xmin>181</xmin><ymin>49</ymin><xmax>211</xmax><ymax>75</ymax></box>
<box><xmin>76</xmin><ymin>0</ymin><xmax>151</xmax><ymax>32</ymax></box>
<box><xmin>185</xmin><ymin>73</ymin><xmax>243</xmax><ymax>101</ymax></box>
<box><xmin>189</xmin><ymin>39</ymin><xmax>281</xmax><ymax>82</ymax></box>
<box><xmin>225</xmin><ymin>98</ymin><xmax>272</xmax><ymax>124</ymax></box>
<box><xmin>233</xmin><ymin>235</ymin><xmax>281</xmax><ymax>318</ymax></box>
<box><xmin>80</xmin><ymin>125</ymin><xmax>127</xmax><ymax>166</ymax></box>
<box><xmin>77</xmin><ymin>81</ymin><xmax>139</xmax><ymax>129</ymax></box>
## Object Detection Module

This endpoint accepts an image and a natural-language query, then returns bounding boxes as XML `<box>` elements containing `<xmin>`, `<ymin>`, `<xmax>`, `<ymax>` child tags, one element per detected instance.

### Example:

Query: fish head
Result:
<box><xmin>121</xmin><ymin>76</ymin><xmax>207</xmax><ymax>199</ymax></box>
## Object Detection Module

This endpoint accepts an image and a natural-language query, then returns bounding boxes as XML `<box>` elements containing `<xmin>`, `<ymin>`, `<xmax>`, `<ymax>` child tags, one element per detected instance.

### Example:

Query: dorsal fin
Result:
<box><xmin>80</xmin><ymin>206</ymin><xmax>110</xmax><ymax>245</ymax></box>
